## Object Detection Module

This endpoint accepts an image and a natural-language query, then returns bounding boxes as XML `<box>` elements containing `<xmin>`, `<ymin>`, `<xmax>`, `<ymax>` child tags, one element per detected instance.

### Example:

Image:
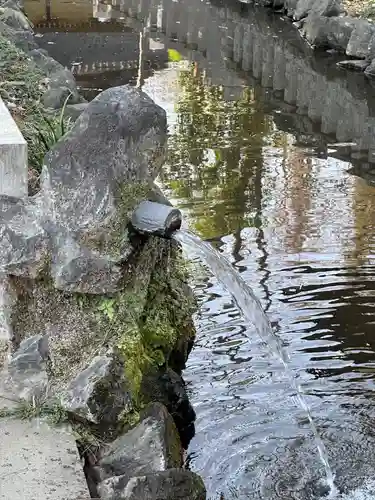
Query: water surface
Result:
<box><xmin>24</xmin><ymin>0</ymin><xmax>375</xmax><ymax>497</ymax></box>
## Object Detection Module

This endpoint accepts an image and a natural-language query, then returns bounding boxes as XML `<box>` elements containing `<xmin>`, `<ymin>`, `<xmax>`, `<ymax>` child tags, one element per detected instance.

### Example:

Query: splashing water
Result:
<box><xmin>173</xmin><ymin>229</ymin><xmax>337</xmax><ymax>497</ymax></box>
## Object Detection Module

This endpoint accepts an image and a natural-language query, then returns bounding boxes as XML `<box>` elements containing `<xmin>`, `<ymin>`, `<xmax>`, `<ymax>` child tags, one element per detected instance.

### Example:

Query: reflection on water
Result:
<box><xmin>24</xmin><ymin>0</ymin><xmax>375</xmax><ymax>497</ymax></box>
<box><xmin>143</xmin><ymin>60</ymin><xmax>375</xmax><ymax>498</ymax></box>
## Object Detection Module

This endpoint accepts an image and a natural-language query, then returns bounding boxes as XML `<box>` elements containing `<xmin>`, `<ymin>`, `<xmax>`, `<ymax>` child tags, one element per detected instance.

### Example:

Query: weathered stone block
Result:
<box><xmin>142</xmin><ymin>368</ymin><xmax>196</xmax><ymax>449</ymax></box>
<box><xmin>96</xmin><ymin>403</ymin><xmax>182</xmax><ymax>483</ymax></box>
<box><xmin>346</xmin><ymin>20</ymin><xmax>375</xmax><ymax>59</ymax></box>
<box><xmin>301</xmin><ymin>16</ymin><xmax>358</xmax><ymax>52</ymax></box>
<box><xmin>5</xmin><ymin>334</ymin><xmax>50</xmax><ymax>401</ymax></box>
<box><xmin>0</xmin><ymin>19</ymin><xmax>36</xmax><ymax>51</ymax></box>
<box><xmin>0</xmin><ymin>196</ymin><xmax>47</xmax><ymax>277</ymax></box>
<box><xmin>337</xmin><ymin>59</ymin><xmax>369</xmax><ymax>72</ymax></box>
<box><xmin>294</xmin><ymin>0</ymin><xmax>340</xmax><ymax>21</ymax></box>
<box><xmin>0</xmin><ymin>418</ymin><xmax>89</xmax><ymax>500</ymax></box>
<box><xmin>100</xmin><ymin>469</ymin><xmax>206</xmax><ymax>500</ymax></box>
<box><xmin>61</xmin><ymin>349</ymin><xmax>132</xmax><ymax>426</ymax></box>
<box><xmin>0</xmin><ymin>6</ymin><xmax>32</xmax><ymax>31</ymax></box>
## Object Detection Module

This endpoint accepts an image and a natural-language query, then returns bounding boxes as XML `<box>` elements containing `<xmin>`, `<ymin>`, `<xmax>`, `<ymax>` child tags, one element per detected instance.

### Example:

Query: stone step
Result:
<box><xmin>0</xmin><ymin>417</ymin><xmax>90</xmax><ymax>500</ymax></box>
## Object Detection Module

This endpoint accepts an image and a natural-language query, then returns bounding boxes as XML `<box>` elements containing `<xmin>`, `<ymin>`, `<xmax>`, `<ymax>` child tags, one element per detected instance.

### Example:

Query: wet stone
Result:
<box><xmin>96</xmin><ymin>403</ymin><xmax>182</xmax><ymax>483</ymax></box>
<box><xmin>293</xmin><ymin>0</ymin><xmax>341</xmax><ymax>21</ymax></box>
<box><xmin>337</xmin><ymin>59</ymin><xmax>370</xmax><ymax>71</ymax></box>
<box><xmin>141</xmin><ymin>368</ymin><xmax>196</xmax><ymax>449</ymax></box>
<box><xmin>346</xmin><ymin>20</ymin><xmax>375</xmax><ymax>60</ymax></box>
<box><xmin>365</xmin><ymin>59</ymin><xmax>375</xmax><ymax>78</ymax></box>
<box><xmin>301</xmin><ymin>16</ymin><xmax>358</xmax><ymax>52</ymax></box>
<box><xmin>100</xmin><ymin>469</ymin><xmax>207</xmax><ymax>500</ymax></box>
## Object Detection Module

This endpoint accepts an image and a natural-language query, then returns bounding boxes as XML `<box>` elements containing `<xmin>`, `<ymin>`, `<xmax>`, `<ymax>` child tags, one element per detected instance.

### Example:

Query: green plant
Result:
<box><xmin>0</xmin><ymin>398</ymin><xmax>68</xmax><ymax>425</ymax></box>
<box><xmin>31</xmin><ymin>93</ymin><xmax>73</xmax><ymax>167</ymax></box>
<box><xmin>98</xmin><ymin>298</ymin><xmax>116</xmax><ymax>321</ymax></box>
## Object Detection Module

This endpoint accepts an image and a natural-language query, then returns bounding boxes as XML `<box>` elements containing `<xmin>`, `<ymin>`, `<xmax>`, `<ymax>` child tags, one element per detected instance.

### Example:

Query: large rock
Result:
<box><xmin>29</xmin><ymin>48</ymin><xmax>65</xmax><ymax>75</ymax></box>
<box><xmin>142</xmin><ymin>368</ymin><xmax>196</xmax><ymax>449</ymax></box>
<box><xmin>293</xmin><ymin>0</ymin><xmax>340</xmax><ymax>21</ymax></box>
<box><xmin>100</xmin><ymin>469</ymin><xmax>206</xmax><ymax>500</ymax></box>
<box><xmin>301</xmin><ymin>16</ymin><xmax>358</xmax><ymax>52</ymax></box>
<box><xmin>96</xmin><ymin>403</ymin><xmax>182</xmax><ymax>483</ymax></box>
<box><xmin>284</xmin><ymin>0</ymin><xmax>298</xmax><ymax>16</ymax></box>
<box><xmin>61</xmin><ymin>349</ymin><xmax>133</xmax><ymax>427</ymax></box>
<box><xmin>0</xmin><ymin>19</ymin><xmax>36</xmax><ymax>51</ymax></box>
<box><xmin>37</xmin><ymin>85</ymin><xmax>167</xmax><ymax>293</ymax></box>
<box><xmin>365</xmin><ymin>59</ymin><xmax>375</xmax><ymax>78</ymax></box>
<box><xmin>346</xmin><ymin>20</ymin><xmax>375</xmax><ymax>59</ymax></box>
<box><xmin>5</xmin><ymin>334</ymin><xmax>50</xmax><ymax>401</ymax></box>
<box><xmin>0</xmin><ymin>275</ymin><xmax>14</xmax><ymax>367</ymax></box>
<box><xmin>0</xmin><ymin>6</ymin><xmax>32</xmax><ymax>31</ymax></box>
<box><xmin>0</xmin><ymin>196</ymin><xmax>47</xmax><ymax>278</ymax></box>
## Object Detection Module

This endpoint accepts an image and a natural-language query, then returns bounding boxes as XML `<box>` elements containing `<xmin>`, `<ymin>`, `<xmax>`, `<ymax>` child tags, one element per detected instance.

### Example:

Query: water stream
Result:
<box><xmin>23</xmin><ymin>0</ymin><xmax>375</xmax><ymax>496</ymax></box>
<box><xmin>174</xmin><ymin>229</ymin><xmax>336</xmax><ymax>497</ymax></box>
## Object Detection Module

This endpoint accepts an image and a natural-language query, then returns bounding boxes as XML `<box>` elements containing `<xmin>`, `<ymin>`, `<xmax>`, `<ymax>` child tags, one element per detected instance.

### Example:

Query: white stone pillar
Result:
<box><xmin>0</xmin><ymin>97</ymin><xmax>27</xmax><ymax>199</ymax></box>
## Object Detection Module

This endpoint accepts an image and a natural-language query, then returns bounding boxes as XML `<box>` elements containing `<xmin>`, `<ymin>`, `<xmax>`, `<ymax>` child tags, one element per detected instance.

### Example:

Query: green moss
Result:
<box><xmin>89</xmin><ymin>244</ymin><xmax>196</xmax><ymax>408</ymax></box>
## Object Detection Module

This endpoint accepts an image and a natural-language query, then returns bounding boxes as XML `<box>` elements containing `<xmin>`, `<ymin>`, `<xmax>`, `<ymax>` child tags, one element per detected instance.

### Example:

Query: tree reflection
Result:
<box><xmin>160</xmin><ymin>62</ymin><xmax>273</xmax><ymax>240</ymax></box>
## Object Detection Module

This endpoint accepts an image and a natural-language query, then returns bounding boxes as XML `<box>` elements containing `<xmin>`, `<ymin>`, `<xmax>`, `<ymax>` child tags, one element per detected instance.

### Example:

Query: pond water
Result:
<box><xmin>24</xmin><ymin>0</ymin><xmax>375</xmax><ymax>497</ymax></box>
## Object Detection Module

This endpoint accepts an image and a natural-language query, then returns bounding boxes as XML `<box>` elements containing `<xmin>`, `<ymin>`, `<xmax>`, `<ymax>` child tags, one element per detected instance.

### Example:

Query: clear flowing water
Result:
<box><xmin>174</xmin><ymin>229</ymin><xmax>336</xmax><ymax>495</ymax></box>
<box><xmin>23</xmin><ymin>0</ymin><xmax>375</xmax><ymax>497</ymax></box>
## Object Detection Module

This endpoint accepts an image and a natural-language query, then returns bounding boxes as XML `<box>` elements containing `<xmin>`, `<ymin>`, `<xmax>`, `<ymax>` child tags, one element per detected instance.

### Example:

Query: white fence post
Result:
<box><xmin>0</xmin><ymin>97</ymin><xmax>28</xmax><ymax>199</ymax></box>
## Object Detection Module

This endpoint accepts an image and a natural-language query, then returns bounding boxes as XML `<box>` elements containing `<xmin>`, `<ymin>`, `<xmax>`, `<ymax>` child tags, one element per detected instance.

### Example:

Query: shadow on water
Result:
<box><xmin>23</xmin><ymin>0</ymin><xmax>375</xmax><ymax>497</ymax></box>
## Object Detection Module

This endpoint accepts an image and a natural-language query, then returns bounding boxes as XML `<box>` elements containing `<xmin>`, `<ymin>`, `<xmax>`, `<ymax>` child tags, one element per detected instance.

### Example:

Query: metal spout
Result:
<box><xmin>130</xmin><ymin>200</ymin><xmax>182</xmax><ymax>238</ymax></box>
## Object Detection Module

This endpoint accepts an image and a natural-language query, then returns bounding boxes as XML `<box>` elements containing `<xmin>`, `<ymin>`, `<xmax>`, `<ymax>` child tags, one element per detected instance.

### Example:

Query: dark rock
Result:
<box><xmin>346</xmin><ymin>20</ymin><xmax>375</xmax><ymax>59</ymax></box>
<box><xmin>0</xmin><ymin>19</ymin><xmax>37</xmax><ymax>51</ymax></box>
<box><xmin>37</xmin><ymin>85</ymin><xmax>167</xmax><ymax>292</ymax></box>
<box><xmin>284</xmin><ymin>0</ymin><xmax>298</xmax><ymax>16</ymax></box>
<box><xmin>130</xmin><ymin>201</ymin><xmax>182</xmax><ymax>238</ymax></box>
<box><xmin>336</xmin><ymin>59</ymin><xmax>369</xmax><ymax>71</ymax></box>
<box><xmin>368</xmin><ymin>33</ymin><xmax>375</xmax><ymax>61</ymax></box>
<box><xmin>365</xmin><ymin>59</ymin><xmax>375</xmax><ymax>78</ymax></box>
<box><xmin>42</xmin><ymin>67</ymin><xmax>82</xmax><ymax>108</ymax></box>
<box><xmin>0</xmin><ymin>196</ymin><xmax>48</xmax><ymax>278</ymax></box>
<box><xmin>0</xmin><ymin>6</ymin><xmax>32</xmax><ymax>31</ymax></box>
<box><xmin>99</xmin><ymin>469</ymin><xmax>206</xmax><ymax>500</ymax></box>
<box><xmin>141</xmin><ymin>368</ymin><xmax>196</xmax><ymax>449</ymax></box>
<box><xmin>0</xmin><ymin>276</ymin><xmax>15</xmax><ymax>366</ymax></box>
<box><xmin>49</xmin><ymin>68</ymin><xmax>79</xmax><ymax>94</ymax></box>
<box><xmin>61</xmin><ymin>349</ymin><xmax>132</xmax><ymax>427</ymax></box>
<box><xmin>96</xmin><ymin>403</ymin><xmax>182</xmax><ymax>483</ymax></box>
<box><xmin>1</xmin><ymin>0</ymin><xmax>23</xmax><ymax>9</ymax></box>
<box><xmin>301</xmin><ymin>15</ymin><xmax>358</xmax><ymax>52</ymax></box>
<box><xmin>6</xmin><ymin>334</ymin><xmax>50</xmax><ymax>401</ymax></box>
<box><xmin>64</xmin><ymin>102</ymin><xmax>89</xmax><ymax>121</ymax></box>
<box><xmin>51</xmin><ymin>233</ymin><xmax>123</xmax><ymax>294</ymax></box>
<box><xmin>43</xmin><ymin>86</ymin><xmax>73</xmax><ymax>110</ymax></box>
<box><xmin>294</xmin><ymin>0</ymin><xmax>340</xmax><ymax>21</ymax></box>
<box><xmin>29</xmin><ymin>48</ymin><xmax>64</xmax><ymax>75</ymax></box>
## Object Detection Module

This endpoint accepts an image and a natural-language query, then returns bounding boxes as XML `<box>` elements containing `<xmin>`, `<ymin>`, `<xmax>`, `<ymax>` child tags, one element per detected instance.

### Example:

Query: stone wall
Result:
<box><xmin>118</xmin><ymin>0</ymin><xmax>375</xmax><ymax>175</ymax></box>
<box><xmin>0</xmin><ymin>3</ymin><xmax>205</xmax><ymax>498</ymax></box>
